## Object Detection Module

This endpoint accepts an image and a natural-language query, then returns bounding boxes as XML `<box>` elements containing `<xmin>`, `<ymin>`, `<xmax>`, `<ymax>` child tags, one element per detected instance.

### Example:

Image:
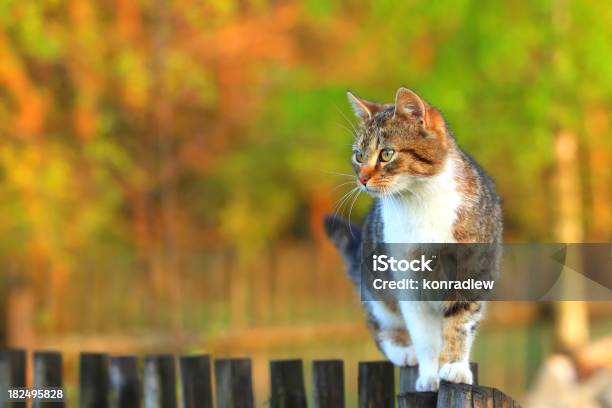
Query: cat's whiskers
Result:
<box><xmin>335</xmin><ymin>123</ymin><xmax>358</xmax><ymax>138</ymax></box>
<box><xmin>332</xmin><ymin>187</ymin><xmax>356</xmax><ymax>214</ymax></box>
<box><xmin>346</xmin><ymin>186</ymin><xmax>362</xmax><ymax>237</ymax></box>
<box><xmin>321</xmin><ymin>170</ymin><xmax>357</xmax><ymax>178</ymax></box>
<box><xmin>384</xmin><ymin>186</ymin><xmax>401</xmax><ymax>218</ymax></box>
<box><xmin>338</xmin><ymin>188</ymin><xmax>361</xmax><ymax>230</ymax></box>
<box><xmin>332</xmin><ymin>186</ymin><xmax>361</xmax><ymax>222</ymax></box>
<box><xmin>335</xmin><ymin>105</ymin><xmax>359</xmax><ymax>137</ymax></box>
<box><xmin>385</xmin><ymin>185</ymin><xmax>406</xmax><ymax>225</ymax></box>
<box><xmin>330</xmin><ymin>180</ymin><xmax>358</xmax><ymax>192</ymax></box>
<box><xmin>381</xmin><ymin>186</ymin><xmax>391</xmax><ymax>218</ymax></box>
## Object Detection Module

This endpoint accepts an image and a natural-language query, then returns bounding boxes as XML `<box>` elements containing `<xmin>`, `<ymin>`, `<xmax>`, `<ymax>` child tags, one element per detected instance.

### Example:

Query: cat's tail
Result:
<box><xmin>323</xmin><ymin>215</ymin><xmax>362</xmax><ymax>286</ymax></box>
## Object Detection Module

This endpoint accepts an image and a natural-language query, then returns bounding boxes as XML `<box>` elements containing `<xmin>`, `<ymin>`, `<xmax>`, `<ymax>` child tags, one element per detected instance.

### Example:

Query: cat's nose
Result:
<box><xmin>359</xmin><ymin>174</ymin><xmax>370</xmax><ymax>185</ymax></box>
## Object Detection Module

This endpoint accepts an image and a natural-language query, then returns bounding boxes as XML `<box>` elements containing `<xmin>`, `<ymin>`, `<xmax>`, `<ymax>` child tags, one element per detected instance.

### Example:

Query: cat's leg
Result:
<box><xmin>366</xmin><ymin>301</ymin><xmax>417</xmax><ymax>367</ymax></box>
<box><xmin>400</xmin><ymin>301</ymin><xmax>443</xmax><ymax>391</ymax></box>
<box><xmin>377</xmin><ymin>328</ymin><xmax>417</xmax><ymax>367</ymax></box>
<box><xmin>438</xmin><ymin>301</ymin><xmax>484</xmax><ymax>384</ymax></box>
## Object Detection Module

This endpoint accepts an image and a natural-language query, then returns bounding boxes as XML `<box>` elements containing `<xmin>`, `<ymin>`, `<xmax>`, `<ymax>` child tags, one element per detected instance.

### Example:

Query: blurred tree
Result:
<box><xmin>0</xmin><ymin>0</ymin><xmax>609</xmax><ymax>335</ymax></box>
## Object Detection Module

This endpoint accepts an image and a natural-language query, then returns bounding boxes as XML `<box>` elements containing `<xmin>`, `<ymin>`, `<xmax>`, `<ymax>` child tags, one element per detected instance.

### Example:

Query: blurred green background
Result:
<box><xmin>0</xmin><ymin>0</ymin><xmax>611</xmax><ymax>405</ymax></box>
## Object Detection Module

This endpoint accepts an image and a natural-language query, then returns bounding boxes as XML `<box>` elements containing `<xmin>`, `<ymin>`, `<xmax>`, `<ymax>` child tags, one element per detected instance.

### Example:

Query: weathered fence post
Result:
<box><xmin>1</xmin><ymin>349</ymin><xmax>523</xmax><ymax>408</ymax></box>
<box><xmin>180</xmin><ymin>355</ymin><xmax>213</xmax><ymax>408</ymax></box>
<box><xmin>0</xmin><ymin>348</ymin><xmax>26</xmax><ymax>408</ymax></box>
<box><xmin>80</xmin><ymin>353</ymin><xmax>110</xmax><ymax>408</ymax></box>
<box><xmin>470</xmin><ymin>363</ymin><xmax>479</xmax><ymax>386</ymax></box>
<box><xmin>270</xmin><ymin>359</ymin><xmax>307</xmax><ymax>408</ymax></box>
<box><xmin>214</xmin><ymin>358</ymin><xmax>254</xmax><ymax>408</ymax></box>
<box><xmin>397</xmin><ymin>392</ymin><xmax>437</xmax><ymax>408</ymax></box>
<box><xmin>471</xmin><ymin>386</ymin><xmax>494</xmax><ymax>408</ymax></box>
<box><xmin>33</xmin><ymin>351</ymin><xmax>64</xmax><ymax>408</ymax></box>
<box><xmin>493</xmin><ymin>388</ymin><xmax>513</xmax><ymax>408</ymax></box>
<box><xmin>436</xmin><ymin>381</ymin><xmax>472</xmax><ymax>408</ymax></box>
<box><xmin>143</xmin><ymin>355</ymin><xmax>177</xmax><ymax>408</ymax></box>
<box><xmin>401</xmin><ymin>363</ymin><xmax>478</xmax><ymax>393</ymax></box>
<box><xmin>399</xmin><ymin>366</ymin><xmax>419</xmax><ymax>393</ymax></box>
<box><xmin>358</xmin><ymin>361</ymin><xmax>394</xmax><ymax>408</ymax></box>
<box><xmin>312</xmin><ymin>360</ymin><xmax>344</xmax><ymax>408</ymax></box>
<box><xmin>110</xmin><ymin>355</ymin><xmax>141</xmax><ymax>408</ymax></box>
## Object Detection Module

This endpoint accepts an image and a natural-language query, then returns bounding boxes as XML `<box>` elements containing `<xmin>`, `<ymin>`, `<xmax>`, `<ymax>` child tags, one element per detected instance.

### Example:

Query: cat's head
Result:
<box><xmin>347</xmin><ymin>87</ymin><xmax>451</xmax><ymax>197</ymax></box>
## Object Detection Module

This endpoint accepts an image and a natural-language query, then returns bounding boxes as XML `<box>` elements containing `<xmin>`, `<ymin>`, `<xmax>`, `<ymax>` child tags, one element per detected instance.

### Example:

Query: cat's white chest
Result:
<box><xmin>381</xmin><ymin>163</ymin><xmax>461</xmax><ymax>244</ymax></box>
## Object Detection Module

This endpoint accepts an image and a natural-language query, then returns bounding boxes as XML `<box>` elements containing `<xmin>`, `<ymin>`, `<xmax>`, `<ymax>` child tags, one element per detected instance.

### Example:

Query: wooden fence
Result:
<box><xmin>0</xmin><ymin>348</ymin><xmax>520</xmax><ymax>407</ymax></box>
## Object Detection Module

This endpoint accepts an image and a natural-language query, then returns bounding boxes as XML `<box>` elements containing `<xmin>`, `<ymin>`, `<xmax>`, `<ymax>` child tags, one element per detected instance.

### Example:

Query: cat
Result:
<box><xmin>324</xmin><ymin>87</ymin><xmax>502</xmax><ymax>391</ymax></box>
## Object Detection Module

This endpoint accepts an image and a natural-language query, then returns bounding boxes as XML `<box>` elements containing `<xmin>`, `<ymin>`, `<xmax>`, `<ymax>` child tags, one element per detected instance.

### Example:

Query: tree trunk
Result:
<box><xmin>553</xmin><ymin>130</ymin><xmax>588</xmax><ymax>352</ymax></box>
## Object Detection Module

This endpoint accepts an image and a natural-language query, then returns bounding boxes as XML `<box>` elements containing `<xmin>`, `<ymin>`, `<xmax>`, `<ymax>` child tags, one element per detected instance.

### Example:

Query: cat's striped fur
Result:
<box><xmin>324</xmin><ymin>88</ymin><xmax>502</xmax><ymax>391</ymax></box>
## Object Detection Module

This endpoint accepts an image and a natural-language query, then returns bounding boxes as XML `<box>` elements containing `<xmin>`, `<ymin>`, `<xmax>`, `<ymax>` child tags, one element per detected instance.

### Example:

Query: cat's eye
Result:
<box><xmin>354</xmin><ymin>151</ymin><xmax>364</xmax><ymax>163</ymax></box>
<box><xmin>380</xmin><ymin>149</ymin><xmax>395</xmax><ymax>162</ymax></box>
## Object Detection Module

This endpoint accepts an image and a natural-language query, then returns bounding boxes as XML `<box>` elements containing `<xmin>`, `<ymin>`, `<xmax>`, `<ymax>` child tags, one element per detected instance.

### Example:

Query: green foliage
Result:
<box><xmin>0</xmin><ymin>0</ymin><xmax>610</xmax><ymax>269</ymax></box>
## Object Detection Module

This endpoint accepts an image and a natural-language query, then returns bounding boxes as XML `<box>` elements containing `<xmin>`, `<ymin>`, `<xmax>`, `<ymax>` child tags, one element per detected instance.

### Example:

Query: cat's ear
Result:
<box><xmin>347</xmin><ymin>91</ymin><xmax>384</xmax><ymax>121</ymax></box>
<box><xmin>394</xmin><ymin>87</ymin><xmax>445</xmax><ymax>135</ymax></box>
<box><xmin>394</xmin><ymin>87</ymin><xmax>426</xmax><ymax>119</ymax></box>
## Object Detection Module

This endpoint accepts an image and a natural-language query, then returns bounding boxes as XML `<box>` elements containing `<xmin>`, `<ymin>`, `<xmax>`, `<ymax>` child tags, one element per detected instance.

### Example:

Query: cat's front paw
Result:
<box><xmin>383</xmin><ymin>343</ymin><xmax>418</xmax><ymax>367</ymax></box>
<box><xmin>416</xmin><ymin>373</ymin><xmax>439</xmax><ymax>392</ymax></box>
<box><xmin>439</xmin><ymin>362</ymin><xmax>473</xmax><ymax>384</ymax></box>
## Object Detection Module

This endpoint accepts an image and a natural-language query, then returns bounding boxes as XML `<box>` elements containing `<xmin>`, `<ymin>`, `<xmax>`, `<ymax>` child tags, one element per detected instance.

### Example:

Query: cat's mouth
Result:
<box><xmin>363</xmin><ymin>179</ymin><xmax>417</xmax><ymax>198</ymax></box>
<box><xmin>361</xmin><ymin>184</ymin><xmax>395</xmax><ymax>197</ymax></box>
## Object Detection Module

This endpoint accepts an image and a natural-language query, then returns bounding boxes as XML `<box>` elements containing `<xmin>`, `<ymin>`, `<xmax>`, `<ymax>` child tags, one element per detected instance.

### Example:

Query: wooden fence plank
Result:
<box><xmin>0</xmin><ymin>349</ymin><xmax>520</xmax><ymax>408</ymax></box>
<box><xmin>0</xmin><ymin>349</ymin><xmax>26</xmax><ymax>388</ymax></box>
<box><xmin>33</xmin><ymin>351</ymin><xmax>64</xmax><ymax>408</ymax></box>
<box><xmin>398</xmin><ymin>392</ymin><xmax>438</xmax><ymax>408</ymax></box>
<box><xmin>0</xmin><ymin>349</ymin><xmax>26</xmax><ymax>408</ymax></box>
<box><xmin>399</xmin><ymin>366</ymin><xmax>418</xmax><ymax>393</ymax></box>
<box><xmin>470</xmin><ymin>363</ymin><xmax>479</xmax><ymax>386</ymax></box>
<box><xmin>80</xmin><ymin>353</ymin><xmax>110</xmax><ymax>408</ymax></box>
<box><xmin>400</xmin><ymin>363</ymin><xmax>478</xmax><ymax>393</ymax></box>
<box><xmin>312</xmin><ymin>360</ymin><xmax>344</xmax><ymax>408</ymax></box>
<box><xmin>436</xmin><ymin>381</ymin><xmax>472</xmax><ymax>408</ymax></box>
<box><xmin>270</xmin><ymin>359</ymin><xmax>307</xmax><ymax>408</ymax></box>
<box><xmin>110</xmin><ymin>355</ymin><xmax>140</xmax><ymax>408</ymax></box>
<box><xmin>358</xmin><ymin>361</ymin><xmax>394</xmax><ymax>408</ymax></box>
<box><xmin>215</xmin><ymin>358</ymin><xmax>254</xmax><ymax>408</ymax></box>
<box><xmin>493</xmin><ymin>388</ymin><xmax>512</xmax><ymax>408</ymax></box>
<box><xmin>472</xmin><ymin>385</ymin><xmax>494</xmax><ymax>408</ymax></box>
<box><xmin>180</xmin><ymin>355</ymin><xmax>213</xmax><ymax>408</ymax></box>
<box><xmin>397</xmin><ymin>392</ymin><xmax>438</xmax><ymax>408</ymax></box>
<box><xmin>143</xmin><ymin>355</ymin><xmax>177</xmax><ymax>408</ymax></box>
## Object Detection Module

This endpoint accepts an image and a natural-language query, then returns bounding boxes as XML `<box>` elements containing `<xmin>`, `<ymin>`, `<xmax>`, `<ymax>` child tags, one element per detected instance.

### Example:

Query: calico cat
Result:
<box><xmin>324</xmin><ymin>88</ymin><xmax>502</xmax><ymax>391</ymax></box>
